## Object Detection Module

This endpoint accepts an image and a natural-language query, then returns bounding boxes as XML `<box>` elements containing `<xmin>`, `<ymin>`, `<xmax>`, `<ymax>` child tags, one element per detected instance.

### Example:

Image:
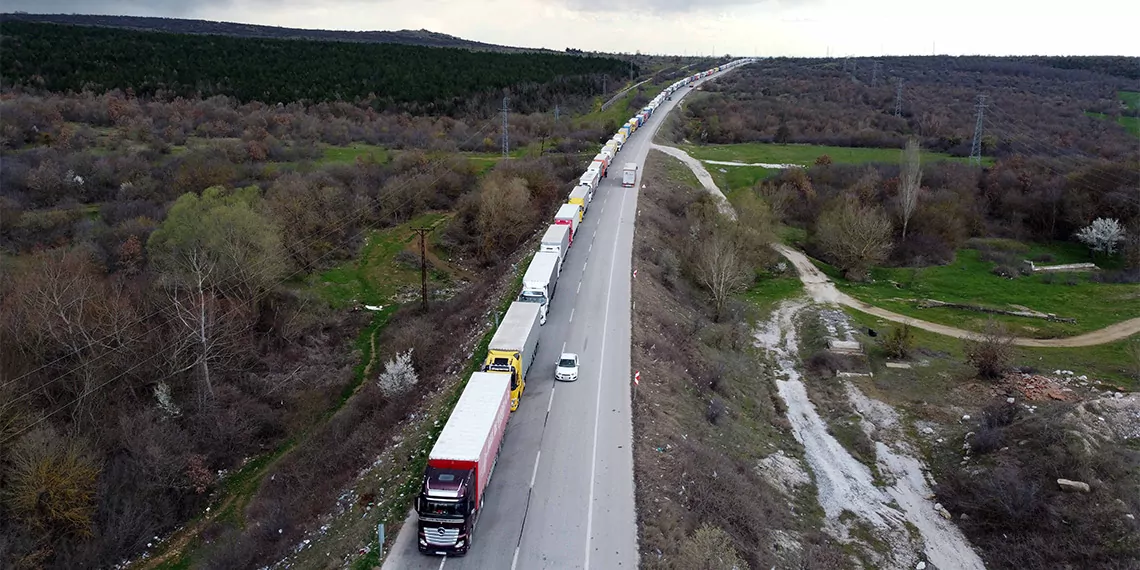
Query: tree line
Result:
<box><xmin>0</xmin><ymin>20</ymin><xmax>635</xmax><ymax>114</ymax></box>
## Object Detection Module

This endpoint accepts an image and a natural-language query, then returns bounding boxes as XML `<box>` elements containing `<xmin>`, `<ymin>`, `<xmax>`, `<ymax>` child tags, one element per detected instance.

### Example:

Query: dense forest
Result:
<box><xmin>0</xmin><ymin>20</ymin><xmax>636</xmax><ymax>114</ymax></box>
<box><xmin>0</xmin><ymin>12</ymin><xmax>542</xmax><ymax>52</ymax></box>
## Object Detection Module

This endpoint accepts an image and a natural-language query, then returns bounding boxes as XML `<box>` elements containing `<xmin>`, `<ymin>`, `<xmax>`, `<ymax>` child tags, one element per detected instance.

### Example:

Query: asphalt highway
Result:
<box><xmin>381</xmin><ymin>67</ymin><xmax>737</xmax><ymax>570</ymax></box>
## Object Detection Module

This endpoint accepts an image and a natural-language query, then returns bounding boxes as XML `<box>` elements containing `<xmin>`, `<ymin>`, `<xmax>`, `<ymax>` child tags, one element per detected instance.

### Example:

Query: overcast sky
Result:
<box><xmin>8</xmin><ymin>0</ymin><xmax>1140</xmax><ymax>57</ymax></box>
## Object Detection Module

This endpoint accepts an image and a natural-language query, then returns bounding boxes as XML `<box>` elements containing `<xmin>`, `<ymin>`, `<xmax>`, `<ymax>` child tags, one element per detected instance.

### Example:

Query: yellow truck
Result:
<box><xmin>483</xmin><ymin>301</ymin><xmax>542</xmax><ymax>411</ymax></box>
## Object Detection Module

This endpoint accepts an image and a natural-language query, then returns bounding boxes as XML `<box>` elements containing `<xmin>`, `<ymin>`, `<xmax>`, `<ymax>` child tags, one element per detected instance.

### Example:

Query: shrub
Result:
<box><xmin>963</xmin><ymin>319</ymin><xmax>1015</xmax><ymax>379</ymax></box>
<box><xmin>376</xmin><ymin>348</ymin><xmax>418</xmax><ymax>397</ymax></box>
<box><xmin>393</xmin><ymin>249</ymin><xmax>420</xmax><ymax>270</ymax></box>
<box><xmin>706</xmin><ymin>397</ymin><xmax>726</xmax><ymax>425</ymax></box>
<box><xmin>670</xmin><ymin>523</ymin><xmax>748</xmax><ymax>570</ymax></box>
<box><xmin>881</xmin><ymin>324</ymin><xmax>914</xmax><ymax>359</ymax></box>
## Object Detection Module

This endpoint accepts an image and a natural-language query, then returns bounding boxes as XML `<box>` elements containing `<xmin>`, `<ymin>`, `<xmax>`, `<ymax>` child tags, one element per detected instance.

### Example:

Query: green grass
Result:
<box><xmin>1120</xmin><ymin>91</ymin><xmax>1140</xmax><ymax>111</ymax></box>
<box><xmin>813</xmin><ymin>242</ymin><xmax>1139</xmax><ymax>339</ymax></box>
<box><xmin>320</xmin><ymin>143</ymin><xmax>389</xmax><ymax>165</ymax></box>
<box><xmin>683</xmin><ymin>142</ymin><xmax>993</xmax><ymax>195</ymax></box>
<box><xmin>741</xmin><ymin>269</ymin><xmax>805</xmax><ymax>313</ymax></box>
<box><xmin>1085</xmin><ymin>91</ymin><xmax>1140</xmax><ymax>137</ymax></box>
<box><xmin>312</xmin><ymin>213</ymin><xmax>450</xmax><ymax>308</ymax></box>
<box><xmin>842</xmin><ymin>308</ymin><xmax>1139</xmax><ymax>390</ymax></box>
<box><xmin>578</xmin><ymin>80</ymin><xmax>668</xmax><ymax>129</ymax></box>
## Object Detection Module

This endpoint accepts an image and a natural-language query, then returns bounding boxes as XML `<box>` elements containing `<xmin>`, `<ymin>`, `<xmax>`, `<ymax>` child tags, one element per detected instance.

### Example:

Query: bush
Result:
<box><xmin>963</xmin><ymin>319</ymin><xmax>1015</xmax><ymax>379</ymax></box>
<box><xmin>706</xmin><ymin>397</ymin><xmax>726</xmax><ymax>425</ymax></box>
<box><xmin>393</xmin><ymin>249</ymin><xmax>420</xmax><ymax>270</ymax></box>
<box><xmin>670</xmin><ymin>523</ymin><xmax>748</xmax><ymax>570</ymax></box>
<box><xmin>881</xmin><ymin>324</ymin><xmax>914</xmax><ymax>359</ymax></box>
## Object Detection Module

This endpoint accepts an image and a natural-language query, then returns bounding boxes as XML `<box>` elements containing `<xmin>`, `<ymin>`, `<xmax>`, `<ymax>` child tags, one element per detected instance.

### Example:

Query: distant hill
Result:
<box><xmin>0</xmin><ymin>12</ymin><xmax>554</xmax><ymax>53</ymax></box>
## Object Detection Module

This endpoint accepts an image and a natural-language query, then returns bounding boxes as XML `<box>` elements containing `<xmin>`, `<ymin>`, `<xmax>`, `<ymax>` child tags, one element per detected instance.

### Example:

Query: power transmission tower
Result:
<box><xmin>894</xmin><ymin>78</ymin><xmax>904</xmax><ymax>116</ymax></box>
<box><xmin>871</xmin><ymin>62</ymin><xmax>881</xmax><ymax>86</ymax></box>
<box><xmin>500</xmin><ymin>96</ymin><xmax>509</xmax><ymax>157</ymax></box>
<box><xmin>413</xmin><ymin>227</ymin><xmax>431</xmax><ymax>312</ymax></box>
<box><xmin>970</xmin><ymin>94</ymin><xmax>988</xmax><ymax>166</ymax></box>
<box><xmin>843</xmin><ymin>56</ymin><xmax>849</xmax><ymax>72</ymax></box>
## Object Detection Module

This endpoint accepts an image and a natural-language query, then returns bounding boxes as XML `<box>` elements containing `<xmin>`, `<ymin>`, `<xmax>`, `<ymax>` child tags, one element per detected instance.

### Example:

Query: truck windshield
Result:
<box><xmin>519</xmin><ymin>291</ymin><xmax>544</xmax><ymax>302</ymax></box>
<box><xmin>422</xmin><ymin>500</ymin><xmax>466</xmax><ymax>518</ymax></box>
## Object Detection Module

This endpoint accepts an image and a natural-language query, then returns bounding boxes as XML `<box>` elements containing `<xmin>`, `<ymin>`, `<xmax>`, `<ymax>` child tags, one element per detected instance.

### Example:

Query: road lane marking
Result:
<box><xmin>589</xmin><ymin>243</ymin><xmax>593</xmax><ymax>253</ymax></box>
<box><xmin>531</xmin><ymin>451</ymin><xmax>541</xmax><ymax>487</ymax></box>
<box><xmin>583</xmin><ymin>261</ymin><xmax>587</xmax><ymax>270</ymax></box>
<box><xmin>577</xmin><ymin>281</ymin><xmax>581</xmax><ymax>294</ymax></box>
<box><xmin>548</xmin><ymin>386</ymin><xmax>555</xmax><ymax>413</ymax></box>
<box><xmin>438</xmin><ymin>557</ymin><xmax>446</xmax><ymax>570</ymax></box>
<box><xmin>584</xmin><ymin>184</ymin><xmax>627</xmax><ymax>570</ymax></box>
<box><xmin>562</xmin><ymin>341</ymin><xmax>566</xmax><ymax>352</ymax></box>
<box><xmin>569</xmin><ymin>308</ymin><xmax>575</xmax><ymax>323</ymax></box>
<box><xmin>511</xmin><ymin>547</ymin><xmax>521</xmax><ymax>570</ymax></box>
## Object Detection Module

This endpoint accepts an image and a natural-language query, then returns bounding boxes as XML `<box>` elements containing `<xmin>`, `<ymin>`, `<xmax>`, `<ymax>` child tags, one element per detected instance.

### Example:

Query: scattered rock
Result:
<box><xmin>1057</xmin><ymin>478</ymin><xmax>1090</xmax><ymax>493</ymax></box>
<box><xmin>961</xmin><ymin>414</ymin><xmax>971</xmax><ymax>421</ymax></box>
<box><xmin>916</xmin><ymin>562</ymin><xmax>928</xmax><ymax>570</ymax></box>
<box><xmin>921</xmin><ymin>427</ymin><xmax>935</xmax><ymax>435</ymax></box>
<box><xmin>1006</xmin><ymin>397</ymin><xmax>1015</xmax><ymax>404</ymax></box>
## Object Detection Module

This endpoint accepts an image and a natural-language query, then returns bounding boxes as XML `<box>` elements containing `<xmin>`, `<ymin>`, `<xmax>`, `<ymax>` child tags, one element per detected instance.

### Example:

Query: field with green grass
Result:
<box><xmin>683</xmin><ymin>142</ymin><xmax>992</xmax><ymax>197</ymax></box>
<box><xmin>1085</xmin><ymin>91</ymin><xmax>1140</xmax><ymax>137</ymax></box>
<box><xmin>812</xmin><ymin>240</ymin><xmax>1139</xmax><ymax>339</ymax></box>
<box><xmin>320</xmin><ymin>143</ymin><xmax>388</xmax><ymax>164</ymax></box>
<box><xmin>841</xmin><ymin>308</ymin><xmax>1140</xmax><ymax>391</ymax></box>
<box><xmin>311</xmin><ymin>212</ymin><xmax>458</xmax><ymax>308</ymax></box>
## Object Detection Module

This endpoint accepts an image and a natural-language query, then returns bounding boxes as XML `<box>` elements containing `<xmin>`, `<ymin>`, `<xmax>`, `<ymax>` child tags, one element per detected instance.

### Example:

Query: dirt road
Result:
<box><xmin>773</xmin><ymin>243</ymin><xmax>1140</xmax><ymax>348</ymax></box>
<box><xmin>649</xmin><ymin>144</ymin><xmax>736</xmax><ymax>219</ymax></box>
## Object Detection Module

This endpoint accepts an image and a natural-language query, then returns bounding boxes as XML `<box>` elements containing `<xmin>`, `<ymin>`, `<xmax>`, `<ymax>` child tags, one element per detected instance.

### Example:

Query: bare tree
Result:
<box><xmin>814</xmin><ymin>193</ymin><xmax>894</xmax><ymax>281</ymax></box>
<box><xmin>693</xmin><ymin>228</ymin><xmax>751</xmax><ymax>321</ymax></box>
<box><xmin>899</xmin><ymin>136</ymin><xmax>922</xmax><ymax>241</ymax></box>
<box><xmin>159</xmin><ymin>249</ymin><xmax>252</xmax><ymax>404</ymax></box>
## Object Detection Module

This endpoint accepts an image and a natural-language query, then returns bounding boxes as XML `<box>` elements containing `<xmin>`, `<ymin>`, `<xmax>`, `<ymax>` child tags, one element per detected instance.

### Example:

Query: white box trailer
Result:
<box><xmin>622</xmin><ymin>162</ymin><xmax>638</xmax><ymax>188</ymax></box>
<box><xmin>554</xmin><ymin>203</ymin><xmax>581</xmax><ymax>243</ymax></box>
<box><xmin>539</xmin><ymin>224</ymin><xmax>570</xmax><ymax>269</ymax></box>
<box><xmin>518</xmin><ymin>251</ymin><xmax>560</xmax><ymax>325</ymax></box>
<box><xmin>579</xmin><ymin>167</ymin><xmax>601</xmax><ymax>192</ymax></box>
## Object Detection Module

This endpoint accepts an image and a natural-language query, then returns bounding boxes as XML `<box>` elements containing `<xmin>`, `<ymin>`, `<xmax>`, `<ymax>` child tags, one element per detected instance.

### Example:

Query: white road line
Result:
<box><xmin>511</xmin><ymin>547</ymin><xmax>520</xmax><ymax>570</ymax></box>
<box><xmin>562</xmin><ymin>341</ymin><xmax>567</xmax><ymax>352</ymax></box>
<box><xmin>548</xmin><ymin>386</ymin><xmax>556</xmax><ymax>413</ymax></box>
<box><xmin>577</xmin><ymin>281</ymin><xmax>581</xmax><ymax>294</ymax></box>
<box><xmin>585</xmin><ymin>187</ymin><xmax>626</xmax><ymax>570</ymax></box>
<box><xmin>530</xmin><ymin>451</ymin><xmax>541</xmax><ymax>487</ymax></box>
<box><xmin>589</xmin><ymin>243</ymin><xmax>593</xmax><ymax>253</ymax></box>
<box><xmin>583</xmin><ymin>261</ymin><xmax>587</xmax><ymax>270</ymax></box>
<box><xmin>438</xmin><ymin>557</ymin><xmax>447</xmax><ymax>570</ymax></box>
<box><xmin>569</xmin><ymin>308</ymin><xmax>575</xmax><ymax>323</ymax></box>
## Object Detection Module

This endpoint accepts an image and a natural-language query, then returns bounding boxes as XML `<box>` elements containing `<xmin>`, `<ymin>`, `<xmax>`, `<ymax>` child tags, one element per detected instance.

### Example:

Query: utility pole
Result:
<box><xmin>970</xmin><ymin>94</ymin><xmax>988</xmax><ymax>166</ymax></box>
<box><xmin>500</xmin><ymin>95</ymin><xmax>509</xmax><ymax>157</ymax></box>
<box><xmin>554</xmin><ymin>104</ymin><xmax>560</xmax><ymax>122</ymax></box>
<box><xmin>894</xmin><ymin>78</ymin><xmax>904</xmax><ymax>117</ymax></box>
<box><xmin>413</xmin><ymin>227</ymin><xmax>431</xmax><ymax>312</ymax></box>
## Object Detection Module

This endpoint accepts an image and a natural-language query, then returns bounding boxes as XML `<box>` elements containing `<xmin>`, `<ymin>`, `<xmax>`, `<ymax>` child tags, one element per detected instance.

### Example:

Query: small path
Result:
<box><xmin>601</xmin><ymin>78</ymin><xmax>651</xmax><ymax>111</ymax></box>
<box><xmin>702</xmin><ymin>158</ymin><xmax>802</xmax><ymax>169</ymax></box>
<box><xmin>773</xmin><ymin>243</ymin><xmax>1140</xmax><ymax>348</ymax></box>
<box><xmin>649</xmin><ymin>144</ymin><xmax>735</xmax><ymax>219</ymax></box>
<box><xmin>654</xmin><ymin>144</ymin><xmax>1140</xmax><ymax>348</ymax></box>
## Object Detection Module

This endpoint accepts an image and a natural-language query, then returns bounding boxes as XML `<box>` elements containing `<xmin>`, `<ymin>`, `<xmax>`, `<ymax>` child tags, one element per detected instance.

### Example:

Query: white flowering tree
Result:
<box><xmin>1076</xmin><ymin>217</ymin><xmax>1126</xmax><ymax>256</ymax></box>
<box><xmin>377</xmin><ymin>349</ymin><xmax>418</xmax><ymax>397</ymax></box>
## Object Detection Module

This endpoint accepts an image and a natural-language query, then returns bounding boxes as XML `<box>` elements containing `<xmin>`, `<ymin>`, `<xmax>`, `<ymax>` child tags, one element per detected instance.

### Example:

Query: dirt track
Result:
<box><xmin>773</xmin><ymin>243</ymin><xmax>1140</xmax><ymax>348</ymax></box>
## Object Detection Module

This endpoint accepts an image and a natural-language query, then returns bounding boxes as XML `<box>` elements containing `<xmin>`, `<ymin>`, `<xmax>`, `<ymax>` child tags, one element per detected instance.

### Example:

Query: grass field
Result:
<box><xmin>313</xmin><ymin>212</ymin><xmax>454</xmax><ymax>308</ymax></box>
<box><xmin>813</xmin><ymin>241</ymin><xmax>1139</xmax><ymax>339</ymax></box>
<box><xmin>841</xmin><ymin>308</ymin><xmax>1140</xmax><ymax>391</ymax></box>
<box><xmin>682</xmin><ymin>142</ymin><xmax>992</xmax><ymax>196</ymax></box>
<box><xmin>1085</xmin><ymin>91</ymin><xmax>1140</xmax><ymax>137</ymax></box>
<box><xmin>320</xmin><ymin>142</ymin><xmax>389</xmax><ymax>164</ymax></box>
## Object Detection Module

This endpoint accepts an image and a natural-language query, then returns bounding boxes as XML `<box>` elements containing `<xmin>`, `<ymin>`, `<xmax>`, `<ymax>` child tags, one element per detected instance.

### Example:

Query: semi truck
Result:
<box><xmin>591</xmin><ymin>153</ymin><xmax>610</xmax><ymax>177</ymax></box>
<box><xmin>579</xmin><ymin>168</ymin><xmax>600</xmax><ymax>196</ymax></box>
<box><xmin>483</xmin><ymin>301</ymin><xmax>541</xmax><ymax>411</ymax></box>
<box><xmin>554</xmin><ymin>203</ymin><xmax>581</xmax><ymax>243</ymax></box>
<box><xmin>416</xmin><ymin>371</ymin><xmax>511</xmax><ymax>556</ymax></box>
<box><xmin>539</xmin><ymin>224</ymin><xmax>570</xmax><ymax>270</ymax></box>
<box><xmin>517</xmin><ymin>251</ymin><xmax>560</xmax><ymax>325</ymax></box>
<box><xmin>568</xmin><ymin>186</ymin><xmax>589</xmax><ymax>220</ymax></box>
<box><xmin>622</xmin><ymin>163</ymin><xmax>638</xmax><ymax>188</ymax></box>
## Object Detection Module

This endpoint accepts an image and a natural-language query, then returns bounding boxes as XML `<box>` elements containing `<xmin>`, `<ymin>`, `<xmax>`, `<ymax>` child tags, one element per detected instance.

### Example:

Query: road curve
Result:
<box><xmin>381</xmin><ymin>66</ymin><xmax>744</xmax><ymax>570</ymax></box>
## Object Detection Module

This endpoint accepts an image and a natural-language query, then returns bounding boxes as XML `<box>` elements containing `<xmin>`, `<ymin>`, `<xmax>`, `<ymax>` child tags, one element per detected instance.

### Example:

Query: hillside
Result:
<box><xmin>0</xmin><ymin>19</ymin><xmax>634</xmax><ymax>114</ymax></box>
<box><xmin>0</xmin><ymin>12</ymin><xmax>546</xmax><ymax>53</ymax></box>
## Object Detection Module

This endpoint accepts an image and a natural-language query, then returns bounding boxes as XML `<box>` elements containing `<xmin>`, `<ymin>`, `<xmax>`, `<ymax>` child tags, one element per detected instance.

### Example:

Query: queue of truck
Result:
<box><xmin>414</xmin><ymin>58</ymin><xmax>754</xmax><ymax>557</ymax></box>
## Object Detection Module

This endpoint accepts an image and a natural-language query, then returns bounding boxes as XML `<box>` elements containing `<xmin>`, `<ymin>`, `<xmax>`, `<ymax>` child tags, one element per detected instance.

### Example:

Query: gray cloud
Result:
<box><xmin>556</xmin><ymin>0</ymin><xmax>786</xmax><ymax>15</ymax></box>
<box><xmin>4</xmin><ymin>0</ymin><xmax>230</xmax><ymax>17</ymax></box>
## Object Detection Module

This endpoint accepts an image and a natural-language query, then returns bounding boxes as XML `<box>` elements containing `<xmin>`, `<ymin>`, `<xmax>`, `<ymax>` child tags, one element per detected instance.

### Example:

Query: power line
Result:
<box><xmin>970</xmin><ymin>94</ymin><xmax>987</xmax><ymax>166</ymax></box>
<box><xmin>501</xmin><ymin>95</ymin><xmax>510</xmax><ymax>158</ymax></box>
<box><xmin>894</xmin><ymin>78</ymin><xmax>904</xmax><ymax>117</ymax></box>
<box><xmin>413</xmin><ymin>227</ymin><xmax>431</xmax><ymax>313</ymax></box>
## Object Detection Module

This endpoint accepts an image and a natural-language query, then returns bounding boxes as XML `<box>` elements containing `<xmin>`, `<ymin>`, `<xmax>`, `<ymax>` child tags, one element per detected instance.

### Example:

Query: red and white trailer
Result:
<box><xmin>416</xmin><ymin>372</ymin><xmax>512</xmax><ymax>556</ymax></box>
